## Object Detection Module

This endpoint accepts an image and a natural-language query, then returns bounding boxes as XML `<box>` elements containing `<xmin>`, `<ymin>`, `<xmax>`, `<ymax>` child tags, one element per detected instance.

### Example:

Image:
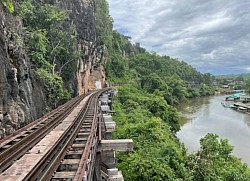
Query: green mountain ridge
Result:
<box><xmin>216</xmin><ymin>73</ymin><xmax>250</xmax><ymax>79</ymax></box>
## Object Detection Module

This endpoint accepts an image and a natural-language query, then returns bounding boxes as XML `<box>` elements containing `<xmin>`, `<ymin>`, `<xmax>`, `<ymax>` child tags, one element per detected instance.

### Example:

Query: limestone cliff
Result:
<box><xmin>0</xmin><ymin>0</ymin><xmax>107</xmax><ymax>138</ymax></box>
<box><xmin>54</xmin><ymin>0</ymin><xmax>107</xmax><ymax>94</ymax></box>
<box><xmin>0</xmin><ymin>4</ymin><xmax>47</xmax><ymax>138</ymax></box>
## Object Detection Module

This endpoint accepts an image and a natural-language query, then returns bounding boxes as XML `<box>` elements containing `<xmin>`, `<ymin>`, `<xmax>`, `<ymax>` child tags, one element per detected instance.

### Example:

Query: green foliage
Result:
<box><xmin>235</xmin><ymin>75</ymin><xmax>244</xmax><ymax>82</ymax></box>
<box><xmin>105</xmin><ymin>54</ymin><xmax>126</xmax><ymax>79</ymax></box>
<box><xmin>202</xmin><ymin>73</ymin><xmax>214</xmax><ymax>86</ymax></box>
<box><xmin>216</xmin><ymin>73</ymin><xmax>250</xmax><ymax>80</ymax></box>
<box><xmin>187</xmin><ymin>88</ymin><xmax>200</xmax><ymax>98</ymax></box>
<box><xmin>1</xmin><ymin>0</ymin><xmax>14</xmax><ymax>13</ymax></box>
<box><xmin>14</xmin><ymin>0</ymin><xmax>249</xmax><ymax>180</ymax></box>
<box><xmin>96</xmin><ymin>0</ymin><xmax>113</xmax><ymax>48</ymax></box>
<box><xmin>244</xmin><ymin>79</ymin><xmax>250</xmax><ymax>95</ymax></box>
<box><xmin>114</xmin><ymin>91</ymin><xmax>250</xmax><ymax>180</ymax></box>
<box><xmin>95</xmin><ymin>1</ymin><xmax>249</xmax><ymax>180</ymax></box>
<box><xmin>19</xmin><ymin>0</ymin><xmax>79</xmax><ymax>73</ymax></box>
<box><xmin>141</xmin><ymin>73</ymin><xmax>165</xmax><ymax>93</ymax></box>
<box><xmin>19</xmin><ymin>1</ymin><xmax>66</xmax><ymax>31</ymax></box>
<box><xmin>96</xmin><ymin>1</ymin><xmax>146</xmax><ymax>81</ymax></box>
<box><xmin>127</xmin><ymin>53</ymin><xmax>214</xmax><ymax>101</ymax></box>
<box><xmin>113</xmin><ymin>85</ymin><xmax>189</xmax><ymax>180</ymax></box>
<box><xmin>29</xmin><ymin>29</ymin><xmax>49</xmax><ymax>68</ymax></box>
<box><xmin>165</xmin><ymin>75</ymin><xmax>188</xmax><ymax>103</ymax></box>
<box><xmin>17</xmin><ymin>0</ymin><xmax>79</xmax><ymax>107</ymax></box>
<box><xmin>36</xmin><ymin>68</ymin><xmax>71</xmax><ymax>105</ymax></box>
<box><xmin>187</xmin><ymin>134</ymin><xmax>250</xmax><ymax>180</ymax></box>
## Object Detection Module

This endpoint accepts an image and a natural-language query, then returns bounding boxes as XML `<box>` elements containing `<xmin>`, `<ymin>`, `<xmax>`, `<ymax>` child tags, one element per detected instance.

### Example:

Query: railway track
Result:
<box><xmin>0</xmin><ymin>88</ymin><xmax>111</xmax><ymax>181</ymax></box>
<box><xmin>0</xmin><ymin>91</ymin><xmax>92</xmax><ymax>173</ymax></box>
<box><xmin>23</xmin><ymin>90</ymin><xmax>104</xmax><ymax>181</ymax></box>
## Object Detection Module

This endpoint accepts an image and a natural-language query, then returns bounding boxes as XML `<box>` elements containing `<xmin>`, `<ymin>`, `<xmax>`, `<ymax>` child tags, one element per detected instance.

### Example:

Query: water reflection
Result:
<box><xmin>177</xmin><ymin>96</ymin><xmax>250</xmax><ymax>166</ymax></box>
<box><xmin>177</xmin><ymin>97</ymin><xmax>210</xmax><ymax>126</ymax></box>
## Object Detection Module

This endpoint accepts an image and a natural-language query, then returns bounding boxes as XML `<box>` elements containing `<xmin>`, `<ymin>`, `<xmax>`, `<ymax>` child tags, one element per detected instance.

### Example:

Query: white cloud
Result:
<box><xmin>244</xmin><ymin>67</ymin><xmax>250</xmax><ymax>72</ymax></box>
<box><xmin>109</xmin><ymin>0</ymin><xmax>250</xmax><ymax>74</ymax></box>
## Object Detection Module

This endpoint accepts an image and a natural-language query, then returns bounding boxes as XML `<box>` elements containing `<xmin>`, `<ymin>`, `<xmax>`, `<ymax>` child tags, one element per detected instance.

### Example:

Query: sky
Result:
<box><xmin>109</xmin><ymin>0</ymin><xmax>250</xmax><ymax>75</ymax></box>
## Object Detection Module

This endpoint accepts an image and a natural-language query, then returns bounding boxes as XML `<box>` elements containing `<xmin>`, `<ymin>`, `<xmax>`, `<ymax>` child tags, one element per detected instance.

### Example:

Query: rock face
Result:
<box><xmin>55</xmin><ymin>0</ymin><xmax>107</xmax><ymax>94</ymax></box>
<box><xmin>0</xmin><ymin>0</ymin><xmax>107</xmax><ymax>138</ymax></box>
<box><xmin>0</xmin><ymin>5</ymin><xmax>47</xmax><ymax>138</ymax></box>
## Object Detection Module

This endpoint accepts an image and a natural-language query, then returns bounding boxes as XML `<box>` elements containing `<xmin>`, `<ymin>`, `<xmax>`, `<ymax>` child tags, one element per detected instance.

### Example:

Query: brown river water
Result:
<box><xmin>176</xmin><ymin>95</ymin><xmax>250</xmax><ymax>166</ymax></box>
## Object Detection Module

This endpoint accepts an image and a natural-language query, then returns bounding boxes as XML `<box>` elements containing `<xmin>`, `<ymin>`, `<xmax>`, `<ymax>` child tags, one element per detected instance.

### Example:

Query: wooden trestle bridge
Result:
<box><xmin>0</xmin><ymin>88</ymin><xmax>133</xmax><ymax>181</ymax></box>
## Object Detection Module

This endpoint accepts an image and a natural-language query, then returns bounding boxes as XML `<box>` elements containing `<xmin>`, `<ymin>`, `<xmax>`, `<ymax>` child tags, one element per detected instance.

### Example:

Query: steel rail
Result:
<box><xmin>75</xmin><ymin>89</ymin><xmax>109</xmax><ymax>181</ymax></box>
<box><xmin>86</xmin><ymin>126</ymin><xmax>99</xmax><ymax>181</ymax></box>
<box><xmin>23</xmin><ymin>92</ymin><xmax>96</xmax><ymax>181</ymax></box>
<box><xmin>0</xmin><ymin>93</ymin><xmax>83</xmax><ymax>146</ymax></box>
<box><xmin>74</xmin><ymin>97</ymin><xmax>98</xmax><ymax>181</ymax></box>
<box><xmin>0</xmin><ymin>93</ymin><xmax>90</xmax><ymax>172</ymax></box>
<box><xmin>0</xmin><ymin>96</ymin><xmax>79</xmax><ymax>149</ymax></box>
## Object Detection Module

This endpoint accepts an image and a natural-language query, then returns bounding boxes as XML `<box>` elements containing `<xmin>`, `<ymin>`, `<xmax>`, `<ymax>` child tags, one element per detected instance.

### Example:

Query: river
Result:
<box><xmin>176</xmin><ymin>95</ymin><xmax>250</xmax><ymax>166</ymax></box>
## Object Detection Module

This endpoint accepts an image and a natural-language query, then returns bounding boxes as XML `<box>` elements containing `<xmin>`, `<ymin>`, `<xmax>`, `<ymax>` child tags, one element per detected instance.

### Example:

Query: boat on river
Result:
<box><xmin>221</xmin><ymin>101</ymin><xmax>232</xmax><ymax>108</ymax></box>
<box><xmin>221</xmin><ymin>101</ymin><xmax>240</xmax><ymax>110</ymax></box>
<box><xmin>225</xmin><ymin>93</ymin><xmax>241</xmax><ymax>101</ymax></box>
<box><xmin>229</xmin><ymin>105</ymin><xmax>237</xmax><ymax>109</ymax></box>
<box><xmin>238</xmin><ymin>107</ymin><xmax>247</xmax><ymax>112</ymax></box>
<box><xmin>232</xmin><ymin>102</ymin><xmax>250</xmax><ymax>113</ymax></box>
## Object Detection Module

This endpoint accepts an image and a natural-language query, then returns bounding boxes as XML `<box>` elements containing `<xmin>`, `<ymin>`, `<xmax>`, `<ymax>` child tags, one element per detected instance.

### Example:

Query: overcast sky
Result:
<box><xmin>109</xmin><ymin>0</ymin><xmax>250</xmax><ymax>75</ymax></box>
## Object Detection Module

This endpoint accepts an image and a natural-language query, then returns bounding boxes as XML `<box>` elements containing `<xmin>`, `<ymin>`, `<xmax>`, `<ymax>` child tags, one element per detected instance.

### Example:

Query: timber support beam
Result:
<box><xmin>98</xmin><ymin>139</ymin><xmax>133</xmax><ymax>152</ymax></box>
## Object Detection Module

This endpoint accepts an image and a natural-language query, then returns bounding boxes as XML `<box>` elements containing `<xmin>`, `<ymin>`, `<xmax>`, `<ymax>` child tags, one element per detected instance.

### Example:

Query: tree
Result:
<box><xmin>165</xmin><ymin>75</ymin><xmax>188</xmax><ymax>104</ymax></box>
<box><xmin>235</xmin><ymin>75</ymin><xmax>244</xmax><ymax>82</ymax></box>
<box><xmin>114</xmin><ymin>117</ymin><xmax>189</xmax><ymax>180</ymax></box>
<box><xmin>203</xmin><ymin>73</ymin><xmax>214</xmax><ymax>86</ymax></box>
<box><xmin>141</xmin><ymin>73</ymin><xmax>165</xmax><ymax>93</ymax></box>
<box><xmin>244</xmin><ymin>79</ymin><xmax>250</xmax><ymax>95</ymax></box>
<box><xmin>19</xmin><ymin>0</ymin><xmax>79</xmax><ymax>78</ymax></box>
<box><xmin>18</xmin><ymin>0</ymin><xmax>78</xmax><ymax>106</ymax></box>
<box><xmin>29</xmin><ymin>29</ymin><xmax>49</xmax><ymax>68</ymax></box>
<box><xmin>187</xmin><ymin>133</ymin><xmax>250</xmax><ymax>180</ymax></box>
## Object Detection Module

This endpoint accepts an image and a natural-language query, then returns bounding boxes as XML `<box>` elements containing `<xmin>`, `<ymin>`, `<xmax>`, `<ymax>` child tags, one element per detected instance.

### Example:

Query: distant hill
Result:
<box><xmin>216</xmin><ymin>73</ymin><xmax>250</xmax><ymax>80</ymax></box>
